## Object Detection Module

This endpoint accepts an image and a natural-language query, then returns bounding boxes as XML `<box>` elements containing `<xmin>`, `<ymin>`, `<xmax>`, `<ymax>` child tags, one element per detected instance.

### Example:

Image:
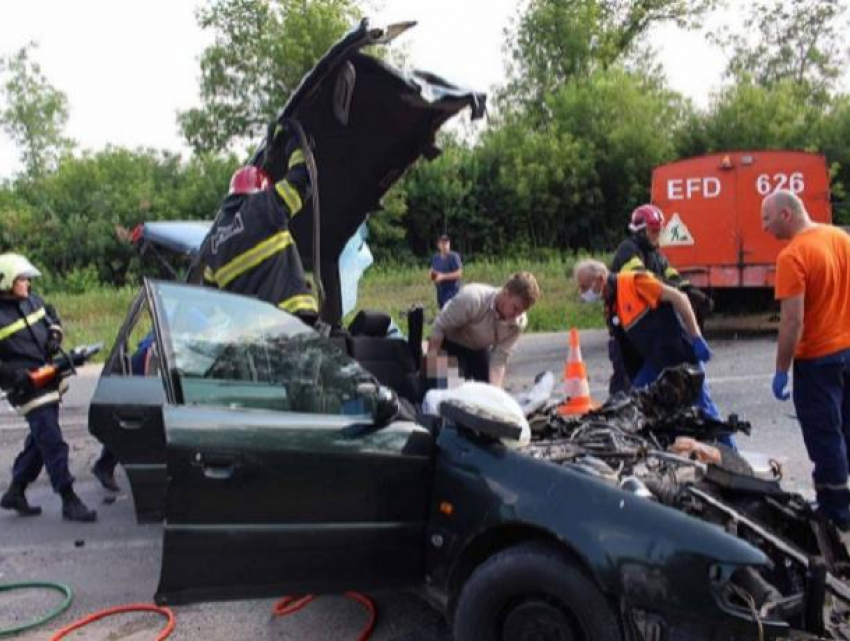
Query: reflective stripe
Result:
<box><xmin>815</xmin><ymin>481</ymin><xmax>850</xmax><ymax>491</ymax></box>
<box><xmin>280</xmin><ymin>294</ymin><xmax>318</xmax><ymax>314</ymax></box>
<box><xmin>664</xmin><ymin>266</ymin><xmax>680</xmax><ymax>279</ymax></box>
<box><xmin>203</xmin><ymin>266</ymin><xmax>215</xmax><ymax>283</ymax></box>
<box><xmin>0</xmin><ymin>308</ymin><xmax>46</xmax><ymax>342</ymax></box>
<box><xmin>620</xmin><ymin>256</ymin><xmax>645</xmax><ymax>273</ymax></box>
<box><xmin>288</xmin><ymin>149</ymin><xmax>305</xmax><ymax>168</ymax></box>
<box><xmin>276</xmin><ymin>180</ymin><xmax>303</xmax><ymax>216</ymax></box>
<box><xmin>17</xmin><ymin>382</ymin><xmax>67</xmax><ymax>416</ymax></box>
<box><xmin>207</xmin><ymin>231</ymin><xmax>294</xmax><ymax>288</ymax></box>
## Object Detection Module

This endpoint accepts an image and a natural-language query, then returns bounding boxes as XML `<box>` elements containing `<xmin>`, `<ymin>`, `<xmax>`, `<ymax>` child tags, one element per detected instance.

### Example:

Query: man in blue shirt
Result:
<box><xmin>429</xmin><ymin>234</ymin><xmax>463</xmax><ymax>309</ymax></box>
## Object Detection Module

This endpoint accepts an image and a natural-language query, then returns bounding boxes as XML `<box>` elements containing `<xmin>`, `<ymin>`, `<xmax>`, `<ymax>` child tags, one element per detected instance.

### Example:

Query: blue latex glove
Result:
<box><xmin>772</xmin><ymin>371</ymin><xmax>791</xmax><ymax>400</ymax></box>
<box><xmin>691</xmin><ymin>335</ymin><xmax>712</xmax><ymax>362</ymax></box>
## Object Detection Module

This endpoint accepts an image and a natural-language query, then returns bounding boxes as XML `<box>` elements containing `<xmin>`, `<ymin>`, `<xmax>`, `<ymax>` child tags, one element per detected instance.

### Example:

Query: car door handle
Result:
<box><xmin>114</xmin><ymin>410</ymin><xmax>146</xmax><ymax>430</ymax></box>
<box><xmin>194</xmin><ymin>453</ymin><xmax>239</xmax><ymax>480</ymax></box>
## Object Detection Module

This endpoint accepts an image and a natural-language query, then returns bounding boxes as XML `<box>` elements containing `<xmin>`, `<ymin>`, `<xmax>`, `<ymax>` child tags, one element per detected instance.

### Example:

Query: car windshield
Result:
<box><xmin>151</xmin><ymin>282</ymin><xmax>374</xmax><ymax>416</ymax></box>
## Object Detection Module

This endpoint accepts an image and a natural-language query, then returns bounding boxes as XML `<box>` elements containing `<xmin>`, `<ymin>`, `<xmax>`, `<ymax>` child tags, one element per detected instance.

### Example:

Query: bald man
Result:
<box><xmin>762</xmin><ymin>189</ymin><xmax>850</xmax><ymax>531</ymax></box>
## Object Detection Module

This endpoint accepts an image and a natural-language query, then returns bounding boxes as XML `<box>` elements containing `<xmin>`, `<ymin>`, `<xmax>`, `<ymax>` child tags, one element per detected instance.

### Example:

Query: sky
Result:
<box><xmin>0</xmin><ymin>0</ymin><xmax>731</xmax><ymax>180</ymax></box>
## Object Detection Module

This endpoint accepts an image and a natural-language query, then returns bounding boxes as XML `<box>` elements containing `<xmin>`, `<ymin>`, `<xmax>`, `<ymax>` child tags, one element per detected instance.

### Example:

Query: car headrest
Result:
<box><xmin>349</xmin><ymin>310</ymin><xmax>392</xmax><ymax>337</ymax></box>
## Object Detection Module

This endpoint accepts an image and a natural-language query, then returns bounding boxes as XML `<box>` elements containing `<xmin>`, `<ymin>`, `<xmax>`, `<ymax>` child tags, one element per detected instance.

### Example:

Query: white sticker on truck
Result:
<box><xmin>660</xmin><ymin>213</ymin><xmax>694</xmax><ymax>246</ymax></box>
<box><xmin>755</xmin><ymin>172</ymin><xmax>805</xmax><ymax>195</ymax></box>
<box><xmin>667</xmin><ymin>177</ymin><xmax>721</xmax><ymax>200</ymax></box>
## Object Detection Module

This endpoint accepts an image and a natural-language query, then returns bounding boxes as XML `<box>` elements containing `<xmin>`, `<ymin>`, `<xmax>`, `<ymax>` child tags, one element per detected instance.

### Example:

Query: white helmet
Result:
<box><xmin>0</xmin><ymin>253</ymin><xmax>41</xmax><ymax>291</ymax></box>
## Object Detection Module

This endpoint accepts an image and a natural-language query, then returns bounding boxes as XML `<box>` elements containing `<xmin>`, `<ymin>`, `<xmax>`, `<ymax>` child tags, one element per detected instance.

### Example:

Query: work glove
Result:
<box><xmin>691</xmin><ymin>335</ymin><xmax>712</xmax><ymax>363</ymax></box>
<box><xmin>772</xmin><ymin>371</ymin><xmax>791</xmax><ymax>401</ymax></box>
<box><xmin>261</xmin><ymin>119</ymin><xmax>300</xmax><ymax>184</ymax></box>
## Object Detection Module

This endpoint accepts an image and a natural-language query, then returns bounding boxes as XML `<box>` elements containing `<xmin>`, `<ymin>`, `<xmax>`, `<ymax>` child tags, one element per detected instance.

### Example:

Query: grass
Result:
<box><xmin>48</xmin><ymin>255</ymin><xmax>608</xmax><ymax>361</ymax></box>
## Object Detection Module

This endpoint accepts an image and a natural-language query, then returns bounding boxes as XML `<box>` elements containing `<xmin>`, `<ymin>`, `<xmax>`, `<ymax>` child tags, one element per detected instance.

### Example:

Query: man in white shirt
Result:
<box><xmin>427</xmin><ymin>271</ymin><xmax>540</xmax><ymax>388</ymax></box>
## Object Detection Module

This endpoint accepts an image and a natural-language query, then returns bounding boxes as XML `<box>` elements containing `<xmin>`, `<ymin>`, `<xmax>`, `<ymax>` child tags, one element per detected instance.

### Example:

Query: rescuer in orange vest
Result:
<box><xmin>608</xmin><ymin>204</ymin><xmax>713</xmax><ymax>394</ymax></box>
<box><xmin>573</xmin><ymin>258</ymin><xmax>733</xmax><ymax>448</ymax></box>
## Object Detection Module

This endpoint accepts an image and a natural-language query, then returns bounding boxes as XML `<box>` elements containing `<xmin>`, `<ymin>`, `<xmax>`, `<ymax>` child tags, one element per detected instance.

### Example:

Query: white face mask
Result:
<box><xmin>580</xmin><ymin>287</ymin><xmax>601</xmax><ymax>304</ymax></box>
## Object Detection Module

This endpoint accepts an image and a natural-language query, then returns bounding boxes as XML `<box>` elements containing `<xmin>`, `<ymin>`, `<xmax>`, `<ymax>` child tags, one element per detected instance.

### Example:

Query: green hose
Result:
<box><xmin>0</xmin><ymin>581</ymin><xmax>73</xmax><ymax>637</ymax></box>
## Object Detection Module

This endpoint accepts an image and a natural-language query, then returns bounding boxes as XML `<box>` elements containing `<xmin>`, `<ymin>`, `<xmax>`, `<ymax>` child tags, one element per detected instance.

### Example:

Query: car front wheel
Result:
<box><xmin>452</xmin><ymin>541</ymin><xmax>622</xmax><ymax>641</ymax></box>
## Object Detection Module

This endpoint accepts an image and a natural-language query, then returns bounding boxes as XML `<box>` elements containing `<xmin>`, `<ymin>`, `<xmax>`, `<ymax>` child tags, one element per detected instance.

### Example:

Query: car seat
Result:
<box><xmin>347</xmin><ymin>307</ymin><xmax>424</xmax><ymax>403</ymax></box>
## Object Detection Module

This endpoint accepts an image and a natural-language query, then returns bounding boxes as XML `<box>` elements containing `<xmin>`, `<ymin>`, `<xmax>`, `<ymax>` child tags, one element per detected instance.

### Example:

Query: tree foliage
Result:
<box><xmin>0</xmin><ymin>44</ymin><xmax>74</xmax><ymax>179</ymax></box>
<box><xmin>178</xmin><ymin>0</ymin><xmax>361</xmax><ymax>154</ymax></box>
<box><xmin>716</xmin><ymin>0</ymin><xmax>848</xmax><ymax>99</ymax></box>
<box><xmin>2</xmin><ymin>150</ymin><xmax>238</xmax><ymax>286</ymax></box>
<box><xmin>503</xmin><ymin>0</ymin><xmax>718</xmax><ymax>112</ymax></box>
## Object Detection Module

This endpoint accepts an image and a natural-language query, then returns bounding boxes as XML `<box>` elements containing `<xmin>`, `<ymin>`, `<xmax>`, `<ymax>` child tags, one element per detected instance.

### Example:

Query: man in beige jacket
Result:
<box><xmin>427</xmin><ymin>271</ymin><xmax>540</xmax><ymax>388</ymax></box>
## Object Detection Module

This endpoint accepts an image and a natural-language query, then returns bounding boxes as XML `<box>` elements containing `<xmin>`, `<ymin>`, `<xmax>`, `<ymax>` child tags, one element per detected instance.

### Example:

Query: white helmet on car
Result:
<box><xmin>0</xmin><ymin>253</ymin><xmax>41</xmax><ymax>291</ymax></box>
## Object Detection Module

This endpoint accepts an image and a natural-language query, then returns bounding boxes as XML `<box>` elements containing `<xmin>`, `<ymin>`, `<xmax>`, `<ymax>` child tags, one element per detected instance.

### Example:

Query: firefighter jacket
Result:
<box><xmin>604</xmin><ymin>272</ymin><xmax>697</xmax><ymax>378</ymax></box>
<box><xmin>0</xmin><ymin>294</ymin><xmax>66</xmax><ymax>413</ymax></box>
<box><xmin>202</xmin><ymin>160</ymin><xmax>318</xmax><ymax>320</ymax></box>
<box><xmin>611</xmin><ymin>233</ymin><xmax>684</xmax><ymax>285</ymax></box>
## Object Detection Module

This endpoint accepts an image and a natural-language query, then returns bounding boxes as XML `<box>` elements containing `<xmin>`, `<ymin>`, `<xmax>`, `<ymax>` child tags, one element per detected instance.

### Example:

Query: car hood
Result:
<box><xmin>252</xmin><ymin>18</ymin><xmax>485</xmax><ymax>323</ymax></box>
<box><xmin>141</xmin><ymin>20</ymin><xmax>485</xmax><ymax>324</ymax></box>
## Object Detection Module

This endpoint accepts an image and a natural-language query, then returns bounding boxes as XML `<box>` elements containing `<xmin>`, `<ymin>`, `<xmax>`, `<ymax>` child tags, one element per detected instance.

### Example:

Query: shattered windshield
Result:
<box><xmin>151</xmin><ymin>282</ymin><xmax>374</xmax><ymax>415</ymax></box>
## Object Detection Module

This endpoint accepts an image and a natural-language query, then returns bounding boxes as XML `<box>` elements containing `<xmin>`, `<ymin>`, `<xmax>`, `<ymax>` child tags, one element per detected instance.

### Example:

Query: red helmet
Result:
<box><xmin>629</xmin><ymin>204</ymin><xmax>665</xmax><ymax>233</ymax></box>
<box><xmin>229</xmin><ymin>166</ymin><xmax>269</xmax><ymax>195</ymax></box>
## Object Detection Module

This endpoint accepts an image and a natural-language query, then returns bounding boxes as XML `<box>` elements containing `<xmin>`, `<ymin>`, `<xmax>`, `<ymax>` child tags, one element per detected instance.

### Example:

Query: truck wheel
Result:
<box><xmin>452</xmin><ymin>541</ymin><xmax>621</xmax><ymax>641</ymax></box>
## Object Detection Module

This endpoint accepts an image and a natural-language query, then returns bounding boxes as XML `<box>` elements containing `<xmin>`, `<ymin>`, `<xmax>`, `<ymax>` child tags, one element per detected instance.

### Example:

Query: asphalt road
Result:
<box><xmin>0</xmin><ymin>329</ymin><xmax>811</xmax><ymax>640</ymax></box>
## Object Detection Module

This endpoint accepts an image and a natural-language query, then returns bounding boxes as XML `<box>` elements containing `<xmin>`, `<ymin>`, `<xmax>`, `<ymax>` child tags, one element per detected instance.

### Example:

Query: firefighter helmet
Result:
<box><xmin>229</xmin><ymin>166</ymin><xmax>269</xmax><ymax>195</ymax></box>
<box><xmin>629</xmin><ymin>204</ymin><xmax>665</xmax><ymax>233</ymax></box>
<box><xmin>0</xmin><ymin>253</ymin><xmax>41</xmax><ymax>291</ymax></box>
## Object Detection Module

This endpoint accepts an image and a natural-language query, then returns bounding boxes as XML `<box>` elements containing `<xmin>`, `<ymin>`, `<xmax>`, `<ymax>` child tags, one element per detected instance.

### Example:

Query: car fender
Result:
<box><xmin>428</xmin><ymin>427</ymin><xmax>767</xmax><ymax>618</ymax></box>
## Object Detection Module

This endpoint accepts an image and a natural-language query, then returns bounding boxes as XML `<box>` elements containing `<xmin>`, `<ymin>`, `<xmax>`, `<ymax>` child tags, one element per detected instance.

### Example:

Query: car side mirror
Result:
<box><xmin>357</xmin><ymin>382</ymin><xmax>399</xmax><ymax>427</ymax></box>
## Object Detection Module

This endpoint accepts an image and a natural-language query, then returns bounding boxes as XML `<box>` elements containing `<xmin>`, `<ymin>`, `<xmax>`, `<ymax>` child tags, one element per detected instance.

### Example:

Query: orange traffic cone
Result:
<box><xmin>557</xmin><ymin>328</ymin><xmax>598</xmax><ymax>416</ymax></box>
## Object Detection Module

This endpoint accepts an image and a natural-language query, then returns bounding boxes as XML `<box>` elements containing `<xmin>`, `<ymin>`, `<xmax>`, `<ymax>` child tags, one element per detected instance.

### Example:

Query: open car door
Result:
<box><xmin>146</xmin><ymin>281</ymin><xmax>435</xmax><ymax>605</ymax></box>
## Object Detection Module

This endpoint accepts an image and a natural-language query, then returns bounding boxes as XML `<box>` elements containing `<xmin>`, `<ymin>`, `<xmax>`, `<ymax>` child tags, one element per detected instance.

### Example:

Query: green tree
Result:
<box><xmin>0</xmin><ymin>44</ymin><xmax>74</xmax><ymax>179</ymax></box>
<box><xmin>503</xmin><ymin>0</ymin><xmax>717</xmax><ymax>112</ymax></box>
<box><xmin>178</xmin><ymin>0</ymin><xmax>361</xmax><ymax>155</ymax></box>
<box><xmin>716</xmin><ymin>0</ymin><xmax>847</xmax><ymax>99</ymax></box>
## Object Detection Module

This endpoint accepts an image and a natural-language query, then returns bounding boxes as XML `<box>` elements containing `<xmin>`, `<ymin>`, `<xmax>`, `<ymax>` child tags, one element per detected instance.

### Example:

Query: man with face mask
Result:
<box><xmin>427</xmin><ymin>271</ymin><xmax>540</xmax><ymax>388</ymax></box>
<box><xmin>574</xmin><ymin>258</ymin><xmax>732</xmax><ymax>446</ymax></box>
<box><xmin>608</xmin><ymin>204</ymin><xmax>714</xmax><ymax>394</ymax></box>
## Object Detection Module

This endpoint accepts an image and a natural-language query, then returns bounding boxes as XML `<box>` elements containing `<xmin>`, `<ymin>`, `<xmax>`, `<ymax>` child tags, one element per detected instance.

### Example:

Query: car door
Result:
<box><xmin>147</xmin><ymin>281</ymin><xmax>434</xmax><ymax>606</ymax></box>
<box><xmin>89</xmin><ymin>288</ymin><xmax>170</xmax><ymax>523</ymax></box>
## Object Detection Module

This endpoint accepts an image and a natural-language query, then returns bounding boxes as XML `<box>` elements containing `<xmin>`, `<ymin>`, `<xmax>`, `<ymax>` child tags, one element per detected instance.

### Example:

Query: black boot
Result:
<box><xmin>92</xmin><ymin>462</ymin><xmax>119</xmax><ymax>492</ymax></box>
<box><xmin>61</xmin><ymin>488</ymin><xmax>97</xmax><ymax>522</ymax></box>
<box><xmin>0</xmin><ymin>482</ymin><xmax>42</xmax><ymax>516</ymax></box>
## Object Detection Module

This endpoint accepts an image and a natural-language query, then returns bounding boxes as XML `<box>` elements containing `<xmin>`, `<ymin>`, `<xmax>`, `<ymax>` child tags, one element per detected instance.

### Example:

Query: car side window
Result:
<box><xmin>103</xmin><ymin>298</ymin><xmax>161</xmax><ymax>378</ymax></box>
<box><xmin>152</xmin><ymin>283</ymin><xmax>373</xmax><ymax>416</ymax></box>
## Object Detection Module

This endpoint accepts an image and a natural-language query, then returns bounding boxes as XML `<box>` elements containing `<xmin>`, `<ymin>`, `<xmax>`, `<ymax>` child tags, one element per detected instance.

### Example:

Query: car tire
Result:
<box><xmin>452</xmin><ymin>541</ymin><xmax>622</xmax><ymax>641</ymax></box>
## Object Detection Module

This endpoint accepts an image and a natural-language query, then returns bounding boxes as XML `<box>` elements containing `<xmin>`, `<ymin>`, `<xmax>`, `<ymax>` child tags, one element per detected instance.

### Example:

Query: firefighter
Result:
<box><xmin>574</xmin><ymin>258</ymin><xmax>734</xmax><ymax>448</ymax></box>
<box><xmin>201</xmin><ymin>121</ymin><xmax>318</xmax><ymax>323</ymax></box>
<box><xmin>0</xmin><ymin>253</ymin><xmax>97</xmax><ymax>522</ymax></box>
<box><xmin>608</xmin><ymin>204</ymin><xmax>713</xmax><ymax>394</ymax></box>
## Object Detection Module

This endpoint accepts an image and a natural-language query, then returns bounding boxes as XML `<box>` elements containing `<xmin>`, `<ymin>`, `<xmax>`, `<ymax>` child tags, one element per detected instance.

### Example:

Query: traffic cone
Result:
<box><xmin>557</xmin><ymin>328</ymin><xmax>598</xmax><ymax>416</ymax></box>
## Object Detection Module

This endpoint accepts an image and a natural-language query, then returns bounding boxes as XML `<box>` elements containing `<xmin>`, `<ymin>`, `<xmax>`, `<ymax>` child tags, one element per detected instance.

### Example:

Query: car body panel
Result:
<box><xmin>89</xmin><ymin>288</ymin><xmax>169</xmax><ymax>522</ymax></box>
<box><xmin>133</xmin><ymin>280</ymin><xmax>434</xmax><ymax>603</ymax></box>
<box><xmin>155</xmin><ymin>406</ymin><xmax>434</xmax><ymax>604</ymax></box>
<box><xmin>425</xmin><ymin>428</ymin><xmax>782</xmax><ymax>637</ymax></box>
<box><xmin>241</xmin><ymin>19</ymin><xmax>486</xmax><ymax>324</ymax></box>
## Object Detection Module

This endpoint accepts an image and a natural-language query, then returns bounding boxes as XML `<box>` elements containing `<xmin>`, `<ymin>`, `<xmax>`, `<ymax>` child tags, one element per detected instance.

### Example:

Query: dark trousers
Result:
<box><xmin>793</xmin><ymin>348</ymin><xmax>850</xmax><ymax>525</ymax></box>
<box><xmin>444</xmin><ymin>339</ymin><xmax>490</xmax><ymax>383</ymax></box>
<box><xmin>11</xmin><ymin>403</ymin><xmax>74</xmax><ymax>494</ymax></box>
<box><xmin>94</xmin><ymin>446</ymin><xmax>118</xmax><ymax>475</ymax></box>
<box><xmin>607</xmin><ymin>337</ymin><xmax>631</xmax><ymax>395</ymax></box>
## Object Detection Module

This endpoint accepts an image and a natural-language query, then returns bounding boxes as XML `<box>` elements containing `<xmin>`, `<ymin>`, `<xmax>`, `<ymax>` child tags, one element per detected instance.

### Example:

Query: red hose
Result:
<box><xmin>272</xmin><ymin>592</ymin><xmax>376</xmax><ymax>641</ymax></box>
<box><xmin>49</xmin><ymin>603</ymin><xmax>175</xmax><ymax>641</ymax></box>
